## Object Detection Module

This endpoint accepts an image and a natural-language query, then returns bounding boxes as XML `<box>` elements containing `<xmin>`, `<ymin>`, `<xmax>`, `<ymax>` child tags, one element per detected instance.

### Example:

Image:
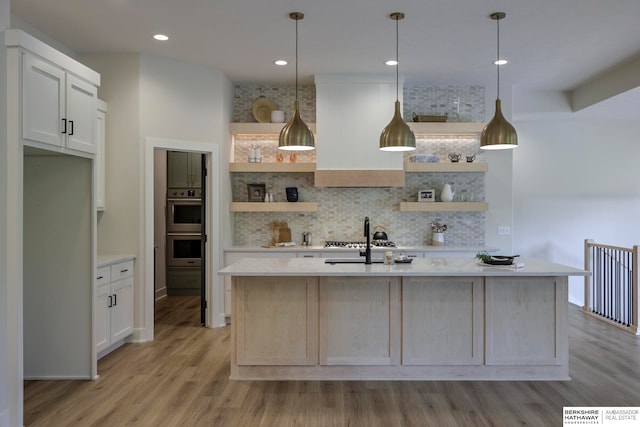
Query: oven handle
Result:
<box><xmin>167</xmin><ymin>198</ymin><xmax>202</xmax><ymax>202</ymax></box>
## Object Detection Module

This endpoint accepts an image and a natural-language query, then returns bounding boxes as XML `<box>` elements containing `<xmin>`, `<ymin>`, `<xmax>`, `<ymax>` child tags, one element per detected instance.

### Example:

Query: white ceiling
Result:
<box><xmin>9</xmin><ymin>0</ymin><xmax>640</xmax><ymax>117</ymax></box>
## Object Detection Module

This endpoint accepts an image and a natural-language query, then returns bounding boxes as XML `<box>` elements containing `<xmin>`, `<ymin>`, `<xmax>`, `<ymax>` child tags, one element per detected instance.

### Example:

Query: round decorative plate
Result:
<box><xmin>252</xmin><ymin>97</ymin><xmax>278</xmax><ymax>123</ymax></box>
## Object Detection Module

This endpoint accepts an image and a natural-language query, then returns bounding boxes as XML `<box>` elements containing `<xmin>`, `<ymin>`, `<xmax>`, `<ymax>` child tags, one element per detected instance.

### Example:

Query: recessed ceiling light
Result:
<box><xmin>385</xmin><ymin>60</ymin><xmax>398</xmax><ymax>66</ymax></box>
<box><xmin>494</xmin><ymin>59</ymin><xmax>508</xmax><ymax>65</ymax></box>
<box><xmin>154</xmin><ymin>34</ymin><xmax>169</xmax><ymax>41</ymax></box>
<box><xmin>274</xmin><ymin>59</ymin><xmax>288</xmax><ymax>66</ymax></box>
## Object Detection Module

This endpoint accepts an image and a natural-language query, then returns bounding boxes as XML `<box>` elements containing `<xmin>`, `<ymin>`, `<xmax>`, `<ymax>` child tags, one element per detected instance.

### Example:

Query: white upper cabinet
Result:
<box><xmin>96</xmin><ymin>100</ymin><xmax>107</xmax><ymax>210</ymax></box>
<box><xmin>7</xmin><ymin>30</ymin><xmax>100</xmax><ymax>156</ymax></box>
<box><xmin>22</xmin><ymin>53</ymin><xmax>98</xmax><ymax>154</ymax></box>
<box><xmin>315</xmin><ymin>74</ymin><xmax>404</xmax><ymax>171</ymax></box>
<box><xmin>22</xmin><ymin>54</ymin><xmax>66</xmax><ymax>148</ymax></box>
<box><xmin>66</xmin><ymin>74</ymin><xmax>98</xmax><ymax>153</ymax></box>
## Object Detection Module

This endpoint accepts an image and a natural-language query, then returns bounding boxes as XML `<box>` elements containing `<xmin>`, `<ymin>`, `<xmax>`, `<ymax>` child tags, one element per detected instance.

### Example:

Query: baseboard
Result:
<box><xmin>132</xmin><ymin>327</ymin><xmax>150</xmax><ymax>343</ymax></box>
<box><xmin>23</xmin><ymin>375</ymin><xmax>92</xmax><ymax>380</ymax></box>
<box><xmin>97</xmin><ymin>340</ymin><xmax>127</xmax><ymax>360</ymax></box>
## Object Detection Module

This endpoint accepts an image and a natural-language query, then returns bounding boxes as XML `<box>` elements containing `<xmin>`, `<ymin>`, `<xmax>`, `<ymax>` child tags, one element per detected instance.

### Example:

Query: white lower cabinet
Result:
<box><xmin>96</xmin><ymin>258</ymin><xmax>134</xmax><ymax>358</ymax></box>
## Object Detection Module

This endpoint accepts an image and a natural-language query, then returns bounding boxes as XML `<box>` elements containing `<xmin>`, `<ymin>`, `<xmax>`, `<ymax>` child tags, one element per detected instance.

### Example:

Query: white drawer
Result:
<box><xmin>111</xmin><ymin>260</ymin><xmax>134</xmax><ymax>281</ymax></box>
<box><xmin>402</xmin><ymin>251</ymin><xmax>423</xmax><ymax>259</ymax></box>
<box><xmin>96</xmin><ymin>266</ymin><xmax>110</xmax><ymax>286</ymax></box>
<box><xmin>297</xmin><ymin>251</ymin><xmax>323</xmax><ymax>258</ymax></box>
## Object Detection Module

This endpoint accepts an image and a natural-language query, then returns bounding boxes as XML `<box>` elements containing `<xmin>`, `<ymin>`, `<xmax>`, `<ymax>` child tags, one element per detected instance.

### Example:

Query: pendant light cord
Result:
<box><xmin>395</xmin><ymin>16</ymin><xmax>399</xmax><ymax>101</ymax></box>
<box><xmin>496</xmin><ymin>16</ymin><xmax>500</xmax><ymax>100</ymax></box>
<box><xmin>295</xmin><ymin>17</ymin><xmax>299</xmax><ymax>101</ymax></box>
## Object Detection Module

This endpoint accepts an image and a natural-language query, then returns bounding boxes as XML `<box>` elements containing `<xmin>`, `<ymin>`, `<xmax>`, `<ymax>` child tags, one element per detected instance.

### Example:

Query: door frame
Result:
<box><xmin>144</xmin><ymin>137</ymin><xmax>223</xmax><ymax>341</ymax></box>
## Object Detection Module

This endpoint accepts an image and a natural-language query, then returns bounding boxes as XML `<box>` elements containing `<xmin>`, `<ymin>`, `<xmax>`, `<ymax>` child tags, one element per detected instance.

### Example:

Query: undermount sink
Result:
<box><xmin>324</xmin><ymin>258</ymin><xmax>384</xmax><ymax>264</ymax></box>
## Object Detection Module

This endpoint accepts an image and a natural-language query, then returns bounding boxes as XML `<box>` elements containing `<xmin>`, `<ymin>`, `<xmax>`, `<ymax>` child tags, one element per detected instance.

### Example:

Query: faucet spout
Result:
<box><xmin>362</xmin><ymin>216</ymin><xmax>371</xmax><ymax>264</ymax></box>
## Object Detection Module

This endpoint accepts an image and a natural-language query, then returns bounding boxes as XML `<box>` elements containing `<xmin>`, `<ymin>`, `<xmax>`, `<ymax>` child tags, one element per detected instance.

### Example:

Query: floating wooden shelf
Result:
<box><xmin>230</xmin><ymin>123</ymin><xmax>317</xmax><ymax>135</ymax></box>
<box><xmin>404</xmin><ymin>162</ymin><xmax>488</xmax><ymax>173</ymax></box>
<box><xmin>229</xmin><ymin>162</ymin><xmax>316</xmax><ymax>173</ymax></box>
<box><xmin>408</xmin><ymin>122</ymin><xmax>484</xmax><ymax>136</ymax></box>
<box><xmin>230</xmin><ymin>202</ymin><xmax>318</xmax><ymax>212</ymax></box>
<box><xmin>398</xmin><ymin>202</ymin><xmax>489</xmax><ymax>212</ymax></box>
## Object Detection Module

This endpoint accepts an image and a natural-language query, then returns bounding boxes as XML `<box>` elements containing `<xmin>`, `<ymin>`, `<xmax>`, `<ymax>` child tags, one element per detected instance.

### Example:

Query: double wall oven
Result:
<box><xmin>166</xmin><ymin>187</ymin><xmax>203</xmax><ymax>297</ymax></box>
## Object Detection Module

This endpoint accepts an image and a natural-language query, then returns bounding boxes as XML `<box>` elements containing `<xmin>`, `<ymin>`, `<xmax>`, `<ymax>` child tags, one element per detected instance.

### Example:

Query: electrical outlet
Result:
<box><xmin>497</xmin><ymin>226</ymin><xmax>511</xmax><ymax>236</ymax></box>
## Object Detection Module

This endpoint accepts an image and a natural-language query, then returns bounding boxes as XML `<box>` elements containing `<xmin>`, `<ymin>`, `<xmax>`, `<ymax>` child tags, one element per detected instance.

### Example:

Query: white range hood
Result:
<box><xmin>314</xmin><ymin>74</ymin><xmax>406</xmax><ymax>187</ymax></box>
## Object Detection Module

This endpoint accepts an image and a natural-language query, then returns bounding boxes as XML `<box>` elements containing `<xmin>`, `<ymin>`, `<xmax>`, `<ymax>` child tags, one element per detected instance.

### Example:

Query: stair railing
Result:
<box><xmin>583</xmin><ymin>239</ymin><xmax>639</xmax><ymax>335</ymax></box>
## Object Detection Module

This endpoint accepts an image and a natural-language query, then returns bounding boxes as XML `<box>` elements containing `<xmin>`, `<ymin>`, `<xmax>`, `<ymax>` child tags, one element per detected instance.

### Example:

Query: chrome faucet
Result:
<box><xmin>359</xmin><ymin>216</ymin><xmax>372</xmax><ymax>264</ymax></box>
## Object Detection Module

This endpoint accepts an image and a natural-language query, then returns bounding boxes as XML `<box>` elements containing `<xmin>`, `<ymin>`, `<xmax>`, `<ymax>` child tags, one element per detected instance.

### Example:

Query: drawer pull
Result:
<box><xmin>97</xmin><ymin>276</ymin><xmax>104</xmax><ymax>280</ymax></box>
<box><xmin>303</xmin><ymin>255</ymin><xmax>314</xmax><ymax>258</ymax></box>
<box><xmin>120</xmin><ymin>269</ymin><xmax>129</xmax><ymax>273</ymax></box>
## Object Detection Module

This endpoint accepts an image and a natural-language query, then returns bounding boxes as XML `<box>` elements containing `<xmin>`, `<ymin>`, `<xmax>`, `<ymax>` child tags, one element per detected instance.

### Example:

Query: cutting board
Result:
<box><xmin>270</xmin><ymin>222</ymin><xmax>287</xmax><ymax>245</ymax></box>
<box><xmin>278</xmin><ymin>227</ymin><xmax>292</xmax><ymax>243</ymax></box>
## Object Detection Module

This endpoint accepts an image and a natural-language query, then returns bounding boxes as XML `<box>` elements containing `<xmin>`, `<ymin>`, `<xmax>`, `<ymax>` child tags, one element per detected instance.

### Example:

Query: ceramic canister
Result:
<box><xmin>271</xmin><ymin>110</ymin><xmax>285</xmax><ymax>123</ymax></box>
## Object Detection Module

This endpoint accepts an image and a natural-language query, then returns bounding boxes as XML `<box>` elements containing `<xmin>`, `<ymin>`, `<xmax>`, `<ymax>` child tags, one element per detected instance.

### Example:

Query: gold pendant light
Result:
<box><xmin>279</xmin><ymin>12</ymin><xmax>315</xmax><ymax>151</ymax></box>
<box><xmin>380</xmin><ymin>12</ymin><xmax>416</xmax><ymax>152</ymax></box>
<box><xmin>481</xmin><ymin>12</ymin><xmax>517</xmax><ymax>150</ymax></box>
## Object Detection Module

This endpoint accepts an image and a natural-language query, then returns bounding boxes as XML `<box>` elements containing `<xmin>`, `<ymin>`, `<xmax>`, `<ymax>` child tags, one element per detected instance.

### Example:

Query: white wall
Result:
<box><xmin>513</xmin><ymin>119</ymin><xmax>640</xmax><ymax>304</ymax></box>
<box><xmin>0</xmin><ymin>12</ymin><xmax>10</xmax><ymax>425</ymax></box>
<box><xmin>139</xmin><ymin>54</ymin><xmax>232</xmax><ymax>328</ymax></box>
<box><xmin>483</xmin><ymin>85</ymin><xmax>515</xmax><ymax>255</ymax></box>
<box><xmin>82</xmin><ymin>52</ymin><xmax>233</xmax><ymax>337</ymax></box>
<box><xmin>23</xmin><ymin>154</ymin><xmax>93</xmax><ymax>379</ymax></box>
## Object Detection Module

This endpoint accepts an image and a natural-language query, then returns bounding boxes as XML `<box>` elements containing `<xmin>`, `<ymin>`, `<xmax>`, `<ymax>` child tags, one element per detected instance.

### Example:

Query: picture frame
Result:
<box><xmin>247</xmin><ymin>183</ymin><xmax>266</xmax><ymax>202</ymax></box>
<box><xmin>418</xmin><ymin>189</ymin><xmax>435</xmax><ymax>202</ymax></box>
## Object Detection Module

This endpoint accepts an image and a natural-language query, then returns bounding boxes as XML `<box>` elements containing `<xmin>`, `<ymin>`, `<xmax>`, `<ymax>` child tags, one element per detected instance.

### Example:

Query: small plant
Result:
<box><xmin>476</xmin><ymin>252</ymin><xmax>492</xmax><ymax>263</ymax></box>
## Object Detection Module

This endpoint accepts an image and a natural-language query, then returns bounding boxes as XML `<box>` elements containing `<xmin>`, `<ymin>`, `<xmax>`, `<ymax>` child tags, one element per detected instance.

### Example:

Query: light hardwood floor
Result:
<box><xmin>25</xmin><ymin>297</ymin><xmax>640</xmax><ymax>426</ymax></box>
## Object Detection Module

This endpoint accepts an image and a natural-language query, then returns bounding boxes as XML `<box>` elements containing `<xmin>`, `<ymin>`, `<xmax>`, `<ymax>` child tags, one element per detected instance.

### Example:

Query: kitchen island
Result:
<box><xmin>219</xmin><ymin>257</ymin><xmax>589</xmax><ymax>381</ymax></box>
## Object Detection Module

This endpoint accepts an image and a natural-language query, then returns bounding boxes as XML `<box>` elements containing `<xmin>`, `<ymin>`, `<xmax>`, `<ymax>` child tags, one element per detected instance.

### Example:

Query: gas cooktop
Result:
<box><xmin>324</xmin><ymin>240</ymin><xmax>397</xmax><ymax>248</ymax></box>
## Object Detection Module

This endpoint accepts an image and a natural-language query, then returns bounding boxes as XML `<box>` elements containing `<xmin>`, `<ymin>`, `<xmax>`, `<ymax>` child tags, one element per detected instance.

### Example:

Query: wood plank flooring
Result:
<box><xmin>24</xmin><ymin>297</ymin><xmax>640</xmax><ymax>426</ymax></box>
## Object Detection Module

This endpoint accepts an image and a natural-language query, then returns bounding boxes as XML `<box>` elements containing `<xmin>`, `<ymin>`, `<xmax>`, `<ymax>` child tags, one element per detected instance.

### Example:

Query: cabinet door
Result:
<box><xmin>22</xmin><ymin>53</ymin><xmax>65</xmax><ymax>148</ymax></box>
<box><xmin>167</xmin><ymin>151</ymin><xmax>190</xmax><ymax>188</ymax></box>
<box><xmin>96</xmin><ymin>102</ymin><xmax>106</xmax><ymax>210</ymax></box>
<box><xmin>189</xmin><ymin>153</ymin><xmax>203</xmax><ymax>188</ymax></box>
<box><xmin>66</xmin><ymin>74</ymin><xmax>98</xmax><ymax>154</ymax></box>
<box><xmin>235</xmin><ymin>276</ymin><xmax>318</xmax><ymax>365</ymax></box>
<box><xmin>95</xmin><ymin>282</ymin><xmax>112</xmax><ymax>353</ymax></box>
<box><xmin>110</xmin><ymin>277</ymin><xmax>134</xmax><ymax>343</ymax></box>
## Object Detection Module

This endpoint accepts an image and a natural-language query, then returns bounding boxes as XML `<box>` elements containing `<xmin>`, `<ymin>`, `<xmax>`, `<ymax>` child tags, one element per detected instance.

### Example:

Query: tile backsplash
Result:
<box><xmin>231</xmin><ymin>83</ymin><xmax>486</xmax><ymax>248</ymax></box>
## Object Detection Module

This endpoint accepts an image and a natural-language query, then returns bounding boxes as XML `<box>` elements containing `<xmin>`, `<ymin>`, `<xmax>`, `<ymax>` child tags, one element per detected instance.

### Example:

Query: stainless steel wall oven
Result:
<box><xmin>166</xmin><ymin>233</ymin><xmax>202</xmax><ymax>267</ymax></box>
<box><xmin>167</xmin><ymin>188</ymin><xmax>202</xmax><ymax>233</ymax></box>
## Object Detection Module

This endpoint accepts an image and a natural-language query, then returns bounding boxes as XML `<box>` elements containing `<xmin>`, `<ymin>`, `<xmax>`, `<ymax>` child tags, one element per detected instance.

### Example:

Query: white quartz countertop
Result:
<box><xmin>97</xmin><ymin>254</ymin><xmax>136</xmax><ymax>267</ymax></box>
<box><xmin>224</xmin><ymin>245</ymin><xmax>498</xmax><ymax>253</ymax></box>
<box><xmin>219</xmin><ymin>256</ymin><xmax>590</xmax><ymax>277</ymax></box>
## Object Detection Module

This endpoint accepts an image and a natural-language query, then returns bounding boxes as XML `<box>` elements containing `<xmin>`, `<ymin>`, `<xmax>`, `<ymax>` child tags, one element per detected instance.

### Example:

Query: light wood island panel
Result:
<box><xmin>402</xmin><ymin>276</ymin><xmax>483</xmax><ymax>366</ymax></box>
<box><xmin>319</xmin><ymin>277</ymin><xmax>400</xmax><ymax>366</ymax></box>
<box><xmin>221</xmin><ymin>257</ymin><xmax>588</xmax><ymax>381</ymax></box>
<box><xmin>233</xmin><ymin>276</ymin><xmax>317</xmax><ymax>366</ymax></box>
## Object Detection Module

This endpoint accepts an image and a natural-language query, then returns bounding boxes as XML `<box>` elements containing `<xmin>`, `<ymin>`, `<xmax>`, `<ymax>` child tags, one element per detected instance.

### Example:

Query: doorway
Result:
<box><xmin>144</xmin><ymin>138</ymin><xmax>224</xmax><ymax>342</ymax></box>
<box><xmin>154</xmin><ymin>149</ymin><xmax>207</xmax><ymax>324</ymax></box>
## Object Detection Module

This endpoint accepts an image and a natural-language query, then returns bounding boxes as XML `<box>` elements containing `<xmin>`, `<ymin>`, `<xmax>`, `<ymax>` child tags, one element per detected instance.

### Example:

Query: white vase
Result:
<box><xmin>432</xmin><ymin>232</ymin><xmax>444</xmax><ymax>246</ymax></box>
<box><xmin>441</xmin><ymin>183</ymin><xmax>455</xmax><ymax>202</ymax></box>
